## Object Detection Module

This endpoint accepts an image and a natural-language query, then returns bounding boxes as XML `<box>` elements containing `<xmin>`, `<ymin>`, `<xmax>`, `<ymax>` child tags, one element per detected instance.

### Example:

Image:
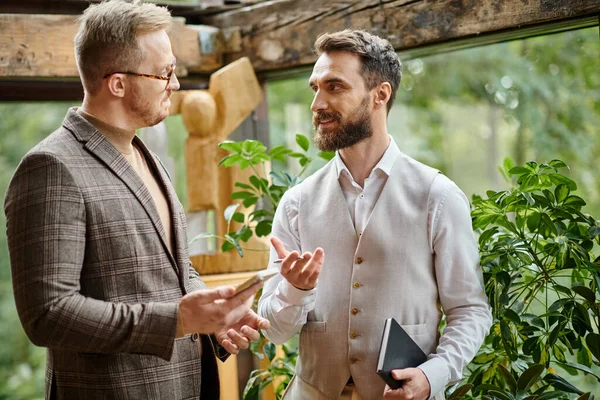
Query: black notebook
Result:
<box><xmin>376</xmin><ymin>318</ymin><xmax>428</xmax><ymax>389</ymax></box>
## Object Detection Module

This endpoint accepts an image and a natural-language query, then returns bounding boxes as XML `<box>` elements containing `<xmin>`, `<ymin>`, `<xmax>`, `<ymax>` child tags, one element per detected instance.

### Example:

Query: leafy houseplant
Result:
<box><xmin>192</xmin><ymin>135</ymin><xmax>333</xmax><ymax>258</ymax></box>
<box><xmin>193</xmin><ymin>135</ymin><xmax>332</xmax><ymax>399</ymax></box>
<box><xmin>457</xmin><ymin>159</ymin><xmax>599</xmax><ymax>399</ymax></box>
<box><xmin>211</xmin><ymin>145</ymin><xmax>600</xmax><ymax>399</ymax></box>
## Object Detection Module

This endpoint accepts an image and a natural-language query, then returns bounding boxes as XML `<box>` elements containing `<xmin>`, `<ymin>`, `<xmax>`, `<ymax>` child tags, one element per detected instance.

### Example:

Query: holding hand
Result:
<box><xmin>271</xmin><ymin>237</ymin><xmax>324</xmax><ymax>290</ymax></box>
<box><xmin>383</xmin><ymin>368</ymin><xmax>431</xmax><ymax>400</ymax></box>
<box><xmin>178</xmin><ymin>281</ymin><xmax>265</xmax><ymax>336</ymax></box>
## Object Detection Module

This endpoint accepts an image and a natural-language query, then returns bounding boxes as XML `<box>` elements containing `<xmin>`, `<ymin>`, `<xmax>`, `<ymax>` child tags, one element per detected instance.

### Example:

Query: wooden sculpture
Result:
<box><xmin>170</xmin><ymin>57</ymin><xmax>270</xmax><ymax>274</ymax></box>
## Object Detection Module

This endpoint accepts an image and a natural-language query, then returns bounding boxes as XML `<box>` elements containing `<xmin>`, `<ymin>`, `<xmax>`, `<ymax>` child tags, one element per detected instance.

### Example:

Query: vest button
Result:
<box><xmin>191</xmin><ymin>333</ymin><xmax>199</xmax><ymax>342</ymax></box>
<box><xmin>355</xmin><ymin>257</ymin><xmax>363</xmax><ymax>264</ymax></box>
<box><xmin>353</xmin><ymin>282</ymin><xmax>361</xmax><ymax>289</ymax></box>
<box><xmin>350</xmin><ymin>332</ymin><xmax>360</xmax><ymax>339</ymax></box>
<box><xmin>351</xmin><ymin>308</ymin><xmax>359</xmax><ymax>315</ymax></box>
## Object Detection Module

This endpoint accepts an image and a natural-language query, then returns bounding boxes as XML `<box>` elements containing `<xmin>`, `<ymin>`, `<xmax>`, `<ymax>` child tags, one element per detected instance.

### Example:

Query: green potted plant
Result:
<box><xmin>200</xmin><ymin>144</ymin><xmax>600</xmax><ymax>399</ymax></box>
<box><xmin>456</xmin><ymin>159</ymin><xmax>599</xmax><ymax>399</ymax></box>
<box><xmin>191</xmin><ymin>135</ymin><xmax>332</xmax><ymax>399</ymax></box>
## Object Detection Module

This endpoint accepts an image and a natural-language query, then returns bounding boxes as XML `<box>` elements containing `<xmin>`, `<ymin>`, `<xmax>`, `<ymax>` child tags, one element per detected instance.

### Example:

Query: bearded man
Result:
<box><xmin>257</xmin><ymin>29</ymin><xmax>492</xmax><ymax>400</ymax></box>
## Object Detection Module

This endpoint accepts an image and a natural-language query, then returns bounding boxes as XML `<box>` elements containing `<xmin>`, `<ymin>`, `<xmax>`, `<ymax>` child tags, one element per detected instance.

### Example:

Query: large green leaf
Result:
<box><xmin>242</xmin><ymin>196</ymin><xmax>259</xmax><ymax>208</ymax></box>
<box><xmin>255</xmin><ymin>220</ymin><xmax>272</xmax><ymax>237</ymax></box>
<box><xmin>318</xmin><ymin>151</ymin><xmax>335</xmax><ymax>161</ymax></box>
<box><xmin>500</xmin><ymin>321</ymin><xmax>517</xmax><ymax>360</ymax></box>
<box><xmin>497</xmin><ymin>364</ymin><xmax>517</xmax><ymax>393</ymax></box>
<box><xmin>219</xmin><ymin>140</ymin><xmax>243</xmax><ymax>153</ymax></box>
<box><xmin>231</xmin><ymin>212</ymin><xmax>245</xmax><ymax>223</ymax></box>
<box><xmin>448</xmin><ymin>384</ymin><xmax>473</xmax><ymax>399</ymax></box>
<box><xmin>296</xmin><ymin>134</ymin><xmax>310</xmax><ymax>151</ymax></box>
<box><xmin>523</xmin><ymin>337</ymin><xmax>540</xmax><ymax>355</ymax></box>
<box><xmin>576</xmin><ymin>345</ymin><xmax>593</xmax><ymax>368</ymax></box>
<box><xmin>548</xmin><ymin>174</ymin><xmax>577</xmax><ymax>190</ymax></box>
<box><xmin>509</xmin><ymin>166</ymin><xmax>531</xmax><ymax>176</ymax></box>
<box><xmin>237</xmin><ymin>225</ymin><xmax>253</xmax><ymax>242</ymax></box>
<box><xmin>556</xmin><ymin>360</ymin><xmax>600</xmax><ymax>379</ymax></box>
<box><xmin>536</xmin><ymin>392</ymin><xmax>568</xmax><ymax>400</ymax></box>
<box><xmin>543</xmin><ymin>373</ymin><xmax>583</xmax><ymax>394</ymax></box>
<box><xmin>224</xmin><ymin>234</ymin><xmax>244</xmax><ymax>257</ymax></box>
<box><xmin>571</xmin><ymin>284</ymin><xmax>595</xmax><ymax>302</ymax></box>
<box><xmin>555</xmin><ymin>184</ymin><xmax>570</xmax><ymax>204</ymax></box>
<box><xmin>487</xmin><ymin>390</ymin><xmax>515</xmax><ymax>400</ymax></box>
<box><xmin>585</xmin><ymin>332</ymin><xmax>600</xmax><ymax>362</ymax></box>
<box><xmin>516</xmin><ymin>364</ymin><xmax>545</xmax><ymax>391</ymax></box>
<box><xmin>231</xmin><ymin>191</ymin><xmax>253</xmax><ymax>200</ymax></box>
<box><xmin>263</xmin><ymin>341</ymin><xmax>276</xmax><ymax>361</ymax></box>
<box><xmin>548</xmin><ymin>160</ymin><xmax>568</xmax><ymax>169</ymax></box>
<box><xmin>219</xmin><ymin>153</ymin><xmax>244</xmax><ymax>167</ymax></box>
<box><xmin>474</xmin><ymin>383</ymin><xmax>505</xmax><ymax>394</ymax></box>
<box><xmin>503</xmin><ymin>309</ymin><xmax>521</xmax><ymax>324</ymax></box>
<box><xmin>563</xmin><ymin>195</ymin><xmax>586</xmax><ymax>207</ymax></box>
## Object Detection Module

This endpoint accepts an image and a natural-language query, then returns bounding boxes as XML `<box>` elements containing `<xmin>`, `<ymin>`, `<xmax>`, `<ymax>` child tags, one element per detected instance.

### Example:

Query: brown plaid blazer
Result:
<box><xmin>5</xmin><ymin>108</ymin><xmax>221</xmax><ymax>399</ymax></box>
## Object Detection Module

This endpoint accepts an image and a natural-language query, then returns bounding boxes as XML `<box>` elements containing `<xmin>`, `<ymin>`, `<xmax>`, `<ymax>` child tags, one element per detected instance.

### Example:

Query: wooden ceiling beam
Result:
<box><xmin>1</xmin><ymin>0</ymin><xmax>598</xmax><ymax>80</ymax></box>
<box><xmin>0</xmin><ymin>0</ymin><xmax>262</xmax><ymax>18</ymax></box>
<box><xmin>0</xmin><ymin>13</ymin><xmax>233</xmax><ymax>78</ymax></box>
<box><xmin>201</xmin><ymin>0</ymin><xmax>600</xmax><ymax>73</ymax></box>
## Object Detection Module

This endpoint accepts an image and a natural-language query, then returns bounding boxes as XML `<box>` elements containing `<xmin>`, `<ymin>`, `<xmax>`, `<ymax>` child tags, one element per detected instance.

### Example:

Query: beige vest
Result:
<box><xmin>289</xmin><ymin>152</ymin><xmax>443</xmax><ymax>400</ymax></box>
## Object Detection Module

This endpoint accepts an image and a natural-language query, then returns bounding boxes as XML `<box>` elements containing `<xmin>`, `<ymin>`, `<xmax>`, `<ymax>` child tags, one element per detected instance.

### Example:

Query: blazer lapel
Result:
<box><xmin>63</xmin><ymin>108</ymin><xmax>178</xmax><ymax>273</ymax></box>
<box><xmin>134</xmin><ymin>137</ymin><xmax>188</xmax><ymax>276</ymax></box>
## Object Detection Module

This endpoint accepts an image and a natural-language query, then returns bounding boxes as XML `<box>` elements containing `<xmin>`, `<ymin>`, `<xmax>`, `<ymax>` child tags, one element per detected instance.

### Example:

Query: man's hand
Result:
<box><xmin>383</xmin><ymin>368</ymin><xmax>431</xmax><ymax>400</ymax></box>
<box><xmin>178</xmin><ymin>281</ymin><xmax>263</xmax><ymax>335</ymax></box>
<box><xmin>215</xmin><ymin>309</ymin><xmax>270</xmax><ymax>354</ymax></box>
<box><xmin>271</xmin><ymin>237</ymin><xmax>324</xmax><ymax>290</ymax></box>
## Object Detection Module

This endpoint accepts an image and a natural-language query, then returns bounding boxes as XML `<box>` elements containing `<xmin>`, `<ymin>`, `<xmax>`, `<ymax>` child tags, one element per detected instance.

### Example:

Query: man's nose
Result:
<box><xmin>169</xmin><ymin>73</ymin><xmax>180</xmax><ymax>91</ymax></box>
<box><xmin>310</xmin><ymin>90</ymin><xmax>328</xmax><ymax>112</ymax></box>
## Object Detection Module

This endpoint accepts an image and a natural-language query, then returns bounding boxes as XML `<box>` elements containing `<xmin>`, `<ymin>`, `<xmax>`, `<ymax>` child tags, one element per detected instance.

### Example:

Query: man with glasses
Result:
<box><xmin>4</xmin><ymin>1</ymin><xmax>268</xmax><ymax>399</ymax></box>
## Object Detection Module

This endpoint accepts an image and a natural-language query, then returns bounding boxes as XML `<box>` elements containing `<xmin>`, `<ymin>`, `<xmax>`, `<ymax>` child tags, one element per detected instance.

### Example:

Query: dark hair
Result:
<box><xmin>314</xmin><ymin>29</ymin><xmax>402</xmax><ymax>113</ymax></box>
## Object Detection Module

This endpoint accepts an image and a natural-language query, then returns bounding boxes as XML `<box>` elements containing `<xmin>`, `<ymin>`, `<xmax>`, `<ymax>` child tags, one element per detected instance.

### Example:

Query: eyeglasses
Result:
<box><xmin>103</xmin><ymin>58</ymin><xmax>177</xmax><ymax>90</ymax></box>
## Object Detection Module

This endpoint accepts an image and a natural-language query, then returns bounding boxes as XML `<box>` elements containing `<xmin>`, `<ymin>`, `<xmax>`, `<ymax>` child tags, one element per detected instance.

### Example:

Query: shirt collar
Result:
<box><xmin>334</xmin><ymin>135</ymin><xmax>400</xmax><ymax>179</ymax></box>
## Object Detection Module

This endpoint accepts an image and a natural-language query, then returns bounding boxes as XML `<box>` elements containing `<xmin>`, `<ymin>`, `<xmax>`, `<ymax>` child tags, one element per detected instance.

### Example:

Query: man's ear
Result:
<box><xmin>106</xmin><ymin>74</ymin><xmax>127</xmax><ymax>98</ymax></box>
<box><xmin>374</xmin><ymin>82</ymin><xmax>392</xmax><ymax>110</ymax></box>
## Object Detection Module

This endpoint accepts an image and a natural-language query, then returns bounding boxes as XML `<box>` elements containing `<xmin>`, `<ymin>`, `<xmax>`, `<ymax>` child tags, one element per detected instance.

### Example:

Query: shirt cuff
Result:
<box><xmin>418</xmin><ymin>357</ymin><xmax>450</xmax><ymax>399</ymax></box>
<box><xmin>279</xmin><ymin>280</ymin><xmax>317</xmax><ymax>306</ymax></box>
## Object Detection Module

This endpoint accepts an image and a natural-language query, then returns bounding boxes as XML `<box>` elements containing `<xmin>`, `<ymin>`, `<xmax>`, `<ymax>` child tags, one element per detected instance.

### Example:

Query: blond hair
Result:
<box><xmin>314</xmin><ymin>30</ymin><xmax>402</xmax><ymax>113</ymax></box>
<box><xmin>74</xmin><ymin>0</ymin><xmax>172</xmax><ymax>94</ymax></box>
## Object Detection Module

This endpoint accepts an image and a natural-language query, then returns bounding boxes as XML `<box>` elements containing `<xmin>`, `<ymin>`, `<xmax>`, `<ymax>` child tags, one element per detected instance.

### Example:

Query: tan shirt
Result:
<box><xmin>77</xmin><ymin>110</ymin><xmax>174</xmax><ymax>256</ymax></box>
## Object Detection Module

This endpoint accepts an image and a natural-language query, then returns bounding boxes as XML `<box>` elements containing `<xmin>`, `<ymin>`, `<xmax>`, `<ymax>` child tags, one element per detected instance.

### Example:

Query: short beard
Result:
<box><xmin>313</xmin><ymin>96</ymin><xmax>372</xmax><ymax>152</ymax></box>
<box><xmin>130</xmin><ymin>82</ymin><xmax>167</xmax><ymax>128</ymax></box>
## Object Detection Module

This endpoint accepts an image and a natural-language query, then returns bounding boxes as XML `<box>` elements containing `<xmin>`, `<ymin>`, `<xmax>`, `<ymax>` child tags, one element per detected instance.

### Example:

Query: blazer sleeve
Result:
<box><xmin>186</xmin><ymin>261</ymin><xmax>208</xmax><ymax>293</ymax></box>
<box><xmin>4</xmin><ymin>152</ymin><xmax>179</xmax><ymax>361</ymax></box>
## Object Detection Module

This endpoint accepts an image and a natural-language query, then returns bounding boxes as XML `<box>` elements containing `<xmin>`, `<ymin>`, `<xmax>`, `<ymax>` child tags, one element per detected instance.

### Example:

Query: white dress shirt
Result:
<box><xmin>259</xmin><ymin>136</ymin><xmax>488</xmax><ymax>395</ymax></box>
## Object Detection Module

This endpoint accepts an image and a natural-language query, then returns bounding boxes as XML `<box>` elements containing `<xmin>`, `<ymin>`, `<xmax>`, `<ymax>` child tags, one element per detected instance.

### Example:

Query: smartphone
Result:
<box><xmin>234</xmin><ymin>269</ymin><xmax>279</xmax><ymax>295</ymax></box>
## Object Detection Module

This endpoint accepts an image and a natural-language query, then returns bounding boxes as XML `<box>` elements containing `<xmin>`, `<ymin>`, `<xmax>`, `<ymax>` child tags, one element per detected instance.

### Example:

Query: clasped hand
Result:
<box><xmin>178</xmin><ymin>281</ymin><xmax>270</xmax><ymax>354</ymax></box>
